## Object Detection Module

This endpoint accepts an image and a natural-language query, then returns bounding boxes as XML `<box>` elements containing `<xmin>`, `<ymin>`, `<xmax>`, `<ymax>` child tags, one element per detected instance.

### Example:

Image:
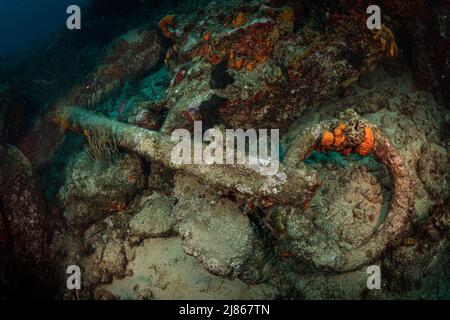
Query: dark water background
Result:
<box><xmin>0</xmin><ymin>0</ymin><xmax>89</xmax><ymax>55</ymax></box>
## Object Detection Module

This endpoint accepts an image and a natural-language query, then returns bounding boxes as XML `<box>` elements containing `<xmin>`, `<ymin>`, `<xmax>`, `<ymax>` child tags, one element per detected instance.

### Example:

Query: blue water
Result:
<box><xmin>0</xmin><ymin>0</ymin><xmax>89</xmax><ymax>55</ymax></box>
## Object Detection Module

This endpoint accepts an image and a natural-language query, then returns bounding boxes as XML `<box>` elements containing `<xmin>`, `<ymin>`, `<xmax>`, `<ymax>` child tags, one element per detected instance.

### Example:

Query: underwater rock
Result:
<box><xmin>216</xmin><ymin>61</ymin><xmax>285</xmax><ymax>129</ymax></box>
<box><xmin>442</xmin><ymin>117</ymin><xmax>450</xmax><ymax>144</ymax></box>
<box><xmin>160</xmin><ymin>59</ymin><xmax>213</xmax><ymax>133</ymax></box>
<box><xmin>419</xmin><ymin>203</ymin><xmax>450</xmax><ymax>242</ymax></box>
<box><xmin>209</xmin><ymin>60</ymin><xmax>235</xmax><ymax>89</ymax></box>
<box><xmin>16</xmin><ymin>27</ymin><xmax>163</xmax><ymax>169</ymax></box>
<box><xmin>417</xmin><ymin>143</ymin><xmax>449</xmax><ymax>200</ymax></box>
<box><xmin>383</xmin><ymin>59</ymin><xmax>404</xmax><ymax>78</ymax></box>
<box><xmin>173</xmin><ymin>173</ymin><xmax>270</xmax><ymax>283</ymax></box>
<box><xmin>278</xmin><ymin>164</ymin><xmax>386</xmax><ymax>270</ymax></box>
<box><xmin>97</xmin><ymin>235</ymin><xmax>127</xmax><ymax>281</ymax></box>
<box><xmin>382</xmin><ymin>236</ymin><xmax>450</xmax><ymax>299</ymax></box>
<box><xmin>159</xmin><ymin>0</ymin><xmax>385</xmax><ymax>132</ymax></box>
<box><xmin>310</xmin><ymin>167</ymin><xmax>383</xmax><ymax>245</ymax></box>
<box><xmin>94</xmin><ymin>288</ymin><xmax>117</xmax><ymax>300</ymax></box>
<box><xmin>357</xmin><ymin>73</ymin><xmax>376</xmax><ymax>90</ymax></box>
<box><xmin>129</xmin><ymin>192</ymin><xmax>177</xmax><ymax>239</ymax></box>
<box><xmin>82</xmin><ymin>224</ymin><xmax>128</xmax><ymax>285</ymax></box>
<box><xmin>0</xmin><ymin>144</ymin><xmax>50</xmax><ymax>292</ymax></box>
<box><xmin>353</xmin><ymin>93</ymin><xmax>388</xmax><ymax>115</ymax></box>
<box><xmin>148</xmin><ymin>161</ymin><xmax>175</xmax><ymax>194</ymax></box>
<box><xmin>280</xmin><ymin>267</ymin><xmax>371</xmax><ymax>300</ymax></box>
<box><xmin>407</xmin><ymin>16</ymin><xmax>450</xmax><ymax>107</ymax></box>
<box><xmin>59</xmin><ymin>150</ymin><xmax>145</xmax><ymax>229</ymax></box>
<box><xmin>0</xmin><ymin>83</ymin><xmax>31</xmax><ymax>146</ymax></box>
<box><xmin>75</xmin><ymin>28</ymin><xmax>163</xmax><ymax>108</ymax></box>
<box><xmin>0</xmin><ymin>213</ymin><xmax>10</xmax><ymax>293</ymax></box>
<box><xmin>97</xmin><ymin>237</ymin><xmax>277</xmax><ymax>299</ymax></box>
<box><xmin>127</xmin><ymin>102</ymin><xmax>165</xmax><ymax>131</ymax></box>
<box><xmin>17</xmin><ymin>116</ymin><xmax>65</xmax><ymax>169</ymax></box>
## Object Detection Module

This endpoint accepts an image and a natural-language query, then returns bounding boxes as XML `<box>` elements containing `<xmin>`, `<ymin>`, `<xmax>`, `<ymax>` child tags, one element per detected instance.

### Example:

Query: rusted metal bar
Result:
<box><xmin>55</xmin><ymin>106</ymin><xmax>321</xmax><ymax>208</ymax></box>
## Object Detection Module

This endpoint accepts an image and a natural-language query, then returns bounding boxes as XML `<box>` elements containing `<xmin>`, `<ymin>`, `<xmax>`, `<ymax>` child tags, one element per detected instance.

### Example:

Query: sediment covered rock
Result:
<box><xmin>75</xmin><ymin>28</ymin><xmax>163</xmax><ymax>108</ymax></box>
<box><xmin>0</xmin><ymin>144</ymin><xmax>50</xmax><ymax>294</ymax></box>
<box><xmin>97</xmin><ymin>237</ymin><xmax>277</xmax><ymax>299</ymax></box>
<box><xmin>59</xmin><ymin>150</ymin><xmax>145</xmax><ymax>229</ymax></box>
<box><xmin>81</xmin><ymin>222</ymin><xmax>128</xmax><ymax>286</ymax></box>
<box><xmin>129</xmin><ymin>192</ymin><xmax>177</xmax><ymax>239</ymax></box>
<box><xmin>173</xmin><ymin>173</ymin><xmax>271</xmax><ymax>283</ymax></box>
<box><xmin>417</xmin><ymin>143</ymin><xmax>449</xmax><ymax>200</ymax></box>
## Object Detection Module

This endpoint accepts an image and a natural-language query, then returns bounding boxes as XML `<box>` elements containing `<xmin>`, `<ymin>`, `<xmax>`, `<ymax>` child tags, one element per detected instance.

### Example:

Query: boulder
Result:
<box><xmin>59</xmin><ymin>150</ymin><xmax>144</xmax><ymax>229</ymax></box>
<box><xmin>173</xmin><ymin>173</ymin><xmax>270</xmax><ymax>283</ymax></box>
<box><xmin>129</xmin><ymin>192</ymin><xmax>177</xmax><ymax>239</ymax></box>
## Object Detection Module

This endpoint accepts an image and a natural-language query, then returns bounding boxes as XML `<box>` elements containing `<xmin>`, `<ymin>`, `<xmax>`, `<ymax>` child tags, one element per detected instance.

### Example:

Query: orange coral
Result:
<box><xmin>402</xmin><ymin>237</ymin><xmax>416</xmax><ymax>246</ymax></box>
<box><xmin>278</xmin><ymin>7</ymin><xmax>294</xmax><ymax>24</ymax></box>
<box><xmin>321</xmin><ymin>130</ymin><xmax>334</xmax><ymax>149</ymax></box>
<box><xmin>164</xmin><ymin>51</ymin><xmax>171</xmax><ymax>65</ymax></box>
<box><xmin>203</xmin><ymin>32</ymin><xmax>211</xmax><ymax>41</ymax></box>
<box><xmin>109</xmin><ymin>200</ymin><xmax>126</xmax><ymax>212</ymax></box>
<box><xmin>356</xmin><ymin>127</ymin><xmax>374</xmax><ymax>156</ymax></box>
<box><xmin>333</xmin><ymin>124</ymin><xmax>346</xmax><ymax>149</ymax></box>
<box><xmin>388</xmin><ymin>40</ymin><xmax>397</xmax><ymax>58</ymax></box>
<box><xmin>333</xmin><ymin>135</ymin><xmax>345</xmax><ymax>148</ymax></box>
<box><xmin>319</xmin><ymin>124</ymin><xmax>373</xmax><ymax>156</ymax></box>
<box><xmin>321</xmin><ymin>124</ymin><xmax>348</xmax><ymax>150</ymax></box>
<box><xmin>158</xmin><ymin>15</ymin><xmax>175</xmax><ymax>38</ymax></box>
<box><xmin>228</xmin><ymin>50</ymin><xmax>236</xmax><ymax>66</ymax></box>
<box><xmin>256</xmin><ymin>54</ymin><xmax>267</xmax><ymax>63</ymax></box>
<box><xmin>192</xmin><ymin>21</ymin><xmax>273</xmax><ymax>71</ymax></box>
<box><xmin>55</xmin><ymin>113</ymin><xmax>70</xmax><ymax>133</ymax></box>
<box><xmin>234</xmin><ymin>59</ymin><xmax>244</xmax><ymax>69</ymax></box>
<box><xmin>228</xmin><ymin>50</ymin><xmax>244</xmax><ymax>69</ymax></box>
<box><xmin>245</xmin><ymin>61</ymin><xmax>255</xmax><ymax>71</ymax></box>
<box><xmin>373</xmin><ymin>25</ymin><xmax>398</xmax><ymax>59</ymax></box>
<box><xmin>208</xmin><ymin>53</ymin><xmax>223</xmax><ymax>65</ymax></box>
<box><xmin>197</xmin><ymin>44</ymin><xmax>210</xmax><ymax>57</ymax></box>
<box><xmin>343</xmin><ymin>87</ymin><xmax>353</xmax><ymax>97</ymax></box>
<box><xmin>232</xmin><ymin>12</ymin><xmax>246</xmax><ymax>28</ymax></box>
<box><xmin>281</xmin><ymin>251</ymin><xmax>294</xmax><ymax>258</ymax></box>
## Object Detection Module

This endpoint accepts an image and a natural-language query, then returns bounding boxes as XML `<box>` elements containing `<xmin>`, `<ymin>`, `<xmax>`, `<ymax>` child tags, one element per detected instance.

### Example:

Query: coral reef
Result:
<box><xmin>0</xmin><ymin>0</ymin><xmax>448</xmax><ymax>300</ymax></box>
<box><xmin>39</xmin><ymin>1</ymin><xmax>449</xmax><ymax>299</ymax></box>
<box><xmin>157</xmin><ymin>0</ymin><xmax>384</xmax><ymax>133</ymax></box>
